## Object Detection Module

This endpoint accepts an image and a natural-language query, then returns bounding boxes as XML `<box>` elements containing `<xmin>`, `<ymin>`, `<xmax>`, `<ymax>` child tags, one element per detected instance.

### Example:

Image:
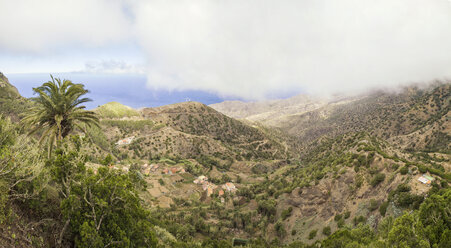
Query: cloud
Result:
<box><xmin>0</xmin><ymin>0</ymin><xmax>130</xmax><ymax>53</ymax></box>
<box><xmin>82</xmin><ymin>60</ymin><xmax>145</xmax><ymax>74</ymax></box>
<box><xmin>133</xmin><ymin>0</ymin><xmax>451</xmax><ymax>98</ymax></box>
<box><xmin>1</xmin><ymin>0</ymin><xmax>451</xmax><ymax>98</ymax></box>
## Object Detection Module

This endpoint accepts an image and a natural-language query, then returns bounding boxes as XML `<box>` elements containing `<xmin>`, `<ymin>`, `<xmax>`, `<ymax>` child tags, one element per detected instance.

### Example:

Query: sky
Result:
<box><xmin>1</xmin><ymin>0</ymin><xmax>451</xmax><ymax>101</ymax></box>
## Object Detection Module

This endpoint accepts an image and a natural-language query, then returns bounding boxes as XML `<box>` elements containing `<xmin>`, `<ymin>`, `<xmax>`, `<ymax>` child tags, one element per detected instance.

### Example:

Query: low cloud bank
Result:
<box><xmin>1</xmin><ymin>0</ymin><xmax>451</xmax><ymax>99</ymax></box>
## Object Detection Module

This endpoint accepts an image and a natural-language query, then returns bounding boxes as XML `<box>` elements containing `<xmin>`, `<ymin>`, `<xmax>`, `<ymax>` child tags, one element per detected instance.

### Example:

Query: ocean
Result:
<box><xmin>7</xmin><ymin>73</ymin><xmax>231</xmax><ymax>110</ymax></box>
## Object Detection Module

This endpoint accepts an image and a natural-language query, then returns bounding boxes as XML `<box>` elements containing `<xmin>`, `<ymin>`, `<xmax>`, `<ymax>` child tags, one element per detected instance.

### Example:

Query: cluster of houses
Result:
<box><xmin>193</xmin><ymin>175</ymin><xmax>237</xmax><ymax>198</ymax></box>
<box><xmin>115</xmin><ymin>136</ymin><xmax>135</xmax><ymax>146</ymax></box>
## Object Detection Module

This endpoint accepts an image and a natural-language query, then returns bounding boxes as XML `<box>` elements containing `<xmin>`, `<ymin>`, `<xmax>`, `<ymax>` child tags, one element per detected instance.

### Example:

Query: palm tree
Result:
<box><xmin>22</xmin><ymin>75</ymin><xmax>99</xmax><ymax>157</ymax></box>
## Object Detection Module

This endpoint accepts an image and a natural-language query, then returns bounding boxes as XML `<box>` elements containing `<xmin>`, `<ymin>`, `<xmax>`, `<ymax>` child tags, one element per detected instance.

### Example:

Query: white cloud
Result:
<box><xmin>133</xmin><ymin>0</ymin><xmax>451</xmax><ymax>98</ymax></box>
<box><xmin>82</xmin><ymin>60</ymin><xmax>145</xmax><ymax>74</ymax></box>
<box><xmin>0</xmin><ymin>0</ymin><xmax>130</xmax><ymax>53</ymax></box>
<box><xmin>1</xmin><ymin>0</ymin><xmax>451</xmax><ymax>98</ymax></box>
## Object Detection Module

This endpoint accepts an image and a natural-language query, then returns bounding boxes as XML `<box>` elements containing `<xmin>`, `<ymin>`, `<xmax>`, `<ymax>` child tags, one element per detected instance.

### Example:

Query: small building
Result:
<box><xmin>115</xmin><ymin>136</ymin><xmax>135</xmax><ymax>146</ymax></box>
<box><xmin>151</xmin><ymin>164</ymin><xmax>159</xmax><ymax>171</ymax></box>
<box><xmin>194</xmin><ymin>175</ymin><xmax>208</xmax><ymax>184</ymax></box>
<box><xmin>207</xmin><ymin>187</ymin><xmax>214</xmax><ymax>197</ymax></box>
<box><xmin>222</xmin><ymin>182</ymin><xmax>237</xmax><ymax>192</ymax></box>
<box><xmin>418</xmin><ymin>174</ymin><xmax>434</xmax><ymax>185</ymax></box>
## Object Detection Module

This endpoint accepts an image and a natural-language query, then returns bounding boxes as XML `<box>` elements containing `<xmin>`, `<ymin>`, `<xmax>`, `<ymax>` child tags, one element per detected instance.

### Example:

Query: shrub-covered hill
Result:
<box><xmin>94</xmin><ymin>101</ymin><xmax>141</xmax><ymax>119</ymax></box>
<box><xmin>223</xmin><ymin>132</ymin><xmax>450</xmax><ymax>245</ymax></box>
<box><xmin>277</xmin><ymin>83</ymin><xmax>451</xmax><ymax>154</ymax></box>
<box><xmin>135</xmin><ymin>101</ymin><xmax>288</xmax><ymax>160</ymax></box>
<box><xmin>0</xmin><ymin>72</ymin><xmax>31</xmax><ymax>119</ymax></box>
<box><xmin>0</xmin><ymin>72</ymin><xmax>20</xmax><ymax>99</ymax></box>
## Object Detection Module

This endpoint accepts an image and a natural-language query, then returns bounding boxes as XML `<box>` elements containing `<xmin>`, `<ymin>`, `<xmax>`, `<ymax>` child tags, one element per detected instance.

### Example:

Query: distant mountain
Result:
<box><xmin>212</xmin><ymin>83</ymin><xmax>451</xmax><ymax>154</ymax></box>
<box><xmin>279</xmin><ymin>83</ymin><xmax>451</xmax><ymax>154</ymax></box>
<box><xmin>209</xmin><ymin>94</ymin><xmax>346</xmax><ymax>125</ymax></box>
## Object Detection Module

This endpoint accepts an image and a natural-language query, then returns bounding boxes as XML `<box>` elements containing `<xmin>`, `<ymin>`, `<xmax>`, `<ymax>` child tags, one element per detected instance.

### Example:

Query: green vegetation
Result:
<box><xmin>94</xmin><ymin>102</ymin><xmax>140</xmax><ymax>118</ymax></box>
<box><xmin>22</xmin><ymin>76</ymin><xmax>99</xmax><ymax>157</ymax></box>
<box><xmin>0</xmin><ymin>77</ymin><xmax>449</xmax><ymax>247</ymax></box>
<box><xmin>101</xmin><ymin>119</ymin><xmax>154</xmax><ymax>132</ymax></box>
<box><xmin>322</xmin><ymin>226</ymin><xmax>331</xmax><ymax>236</ymax></box>
<box><xmin>320</xmin><ymin>188</ymin><xmax>451</xmax><ymax>248</ymax></box>
<box><xmin>370</xmin><ymin>173</ymin><xmax>385</xmax><ymax>187</ymax></box>
<box><xmin>51</xmin><ymin>146</ymin><xmax>157</xmax><ymax>247</ymax></box>
<box><xmin>308</xmin><ymin>229</ymin><xmax>317</xmax><ymax>240</ymax></box>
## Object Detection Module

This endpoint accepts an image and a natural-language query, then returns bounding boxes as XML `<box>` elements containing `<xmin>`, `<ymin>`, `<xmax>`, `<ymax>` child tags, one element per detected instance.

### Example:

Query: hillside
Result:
<box><xmin>0</xmin><ymin>72</ymin><xmax>31</xmax><ymax>119</ymax></box>
<box><xmin>0</xmin><ymin>72</ymin><xmax>20</xmax><ymax>99</ymax></box>
<box><xmin>200</xmin><ymin>83</ymin><xmax>451</xmax><ymax>244</ymax></box>
<box><xmin>0</xmin><ymin>76</ymin><xmax>449</xmax><ymax>247</ymax></box>
<box><xmin>210</xmin><ymin>94</ymin><xmax>330</xmax><ymax>123</ymax></box>
<box><xmin>86</xmin><ymin>101</ymin><xmax>290</xmax><ymax>171</ymax></box>
<box><xmin>276</xmin><ymin>83</ymin><xmax>451</xmax><ymax>154</ymax></box>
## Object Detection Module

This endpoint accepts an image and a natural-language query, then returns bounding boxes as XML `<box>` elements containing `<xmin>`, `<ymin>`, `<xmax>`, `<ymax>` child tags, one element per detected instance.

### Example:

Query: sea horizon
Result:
<box><xmin>6</xmin><ymin>72</ymin><xmax>301</xmax><ymax>110</ymax></box>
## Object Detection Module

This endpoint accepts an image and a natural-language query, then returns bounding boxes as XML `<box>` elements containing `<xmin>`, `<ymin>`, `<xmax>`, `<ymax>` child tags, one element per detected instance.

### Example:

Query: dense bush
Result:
<box><xmin>322</xmin><ymin>226</ymin><xmax>331</xmax><ymax>236</ymax></box>
<box><xmin>308</xmin><ymin>229</ymin><xmax>318</xmax><ymax>240</ymax></box>
<box><xmin>379</xmin><ymin>201</ymin><xmax>389</xmax><ymax>216</ymax></box>
<box><xmin>400</xmin><ymin>166</ymin><xmax>409</xmax><ymax>175</ymax></box>
<box><xmin>281</xmin><ymin>207</ymin><xmax>293</xmax><ymax>220</ymax></box>
<box><xmin>368</xmin><ymin>199</ymin><xmax>379</xmax><ymax>211</ymax></box>
<box><xmin>370</xmin><ymin>173</ymin><xmax>385</xmax><ymax>187</ymax></box>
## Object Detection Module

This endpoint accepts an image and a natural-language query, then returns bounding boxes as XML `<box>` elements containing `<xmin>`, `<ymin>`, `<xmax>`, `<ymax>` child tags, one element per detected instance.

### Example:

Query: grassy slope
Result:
<box><xmin>94</xmin><ymin>102</ymin><xmax>140</xmax><ymax>119</ymax></box>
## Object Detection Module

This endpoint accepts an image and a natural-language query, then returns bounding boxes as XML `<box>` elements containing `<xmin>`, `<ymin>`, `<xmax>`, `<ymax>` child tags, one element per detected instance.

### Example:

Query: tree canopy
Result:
<box><xmin>22</xmin><ymin>76</ymin><xmax>99</xmax><ymax>157</ymax></box>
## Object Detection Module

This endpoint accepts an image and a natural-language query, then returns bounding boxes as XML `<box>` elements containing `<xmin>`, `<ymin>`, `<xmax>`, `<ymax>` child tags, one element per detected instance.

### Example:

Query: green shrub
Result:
<box><xmin>337</xmin><ymin>219</ymin><xmax>345</xmax><ymax>228</ymax></box>
<box><xmin>101</xmin><ymin>154</ymin><xmax>113</xmax><ymax>166</ymax></box>
<box><xmin>0</xmin><ymin>180</ymin><xmax>8</xmax><ymax>223</ymax></box>
<box><xmin>322</xmin><ymin>226</ymin><xmax>331</xmax><ymax>236</ymax></box>
<box><xmin>308</xmin><ymin>229</ymin><xmax>318</xmax><ymax>240</ymax></box>
<box><xmin>400</xmin><ymin>166</ymin><xmax>409</xmax><ymax>175</ymax></box>
<box><xmin>353</xmin><ymin>216</ymin><xmax>366</xmax><ymax>226</ymax></box>
<box><xmin>368</xmin><ymin>199</ymin><xmax>379</xmax><ymax>211</ymax></box>
<box><xmin>379</xmin><ymin>201</ymin><xmax>389</xmax><ymax>216</ymax></box>
<box><xmin>417</xmin><ymin>164</ymin><xmax>428</xmax><ymax>173</ymax></box>
<box><xmin>344</xmin><ymin>211</ymin><xmax>351</xmax><ymax>219</ymax></box>
<box><xmin>281</xmin><ymin>207</ymin><xmax>293</xmax><ymax>220</ymax></box>
<box><xmin>370</xmin><ymin>173</ymin><xmax>385</xmax><ymax>187</ymax></box>
<box><xmin>275</xmin><ymin>221</ymin><xmax>286</xmax><ymax>237</ymax></box>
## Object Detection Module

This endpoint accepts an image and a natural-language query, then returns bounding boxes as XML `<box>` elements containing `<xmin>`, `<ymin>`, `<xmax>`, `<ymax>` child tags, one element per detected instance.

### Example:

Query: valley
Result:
<box><xmin>0</xmin><ymin>72</ymin><xmax>450</xmax><ymax>247</ymax></box>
